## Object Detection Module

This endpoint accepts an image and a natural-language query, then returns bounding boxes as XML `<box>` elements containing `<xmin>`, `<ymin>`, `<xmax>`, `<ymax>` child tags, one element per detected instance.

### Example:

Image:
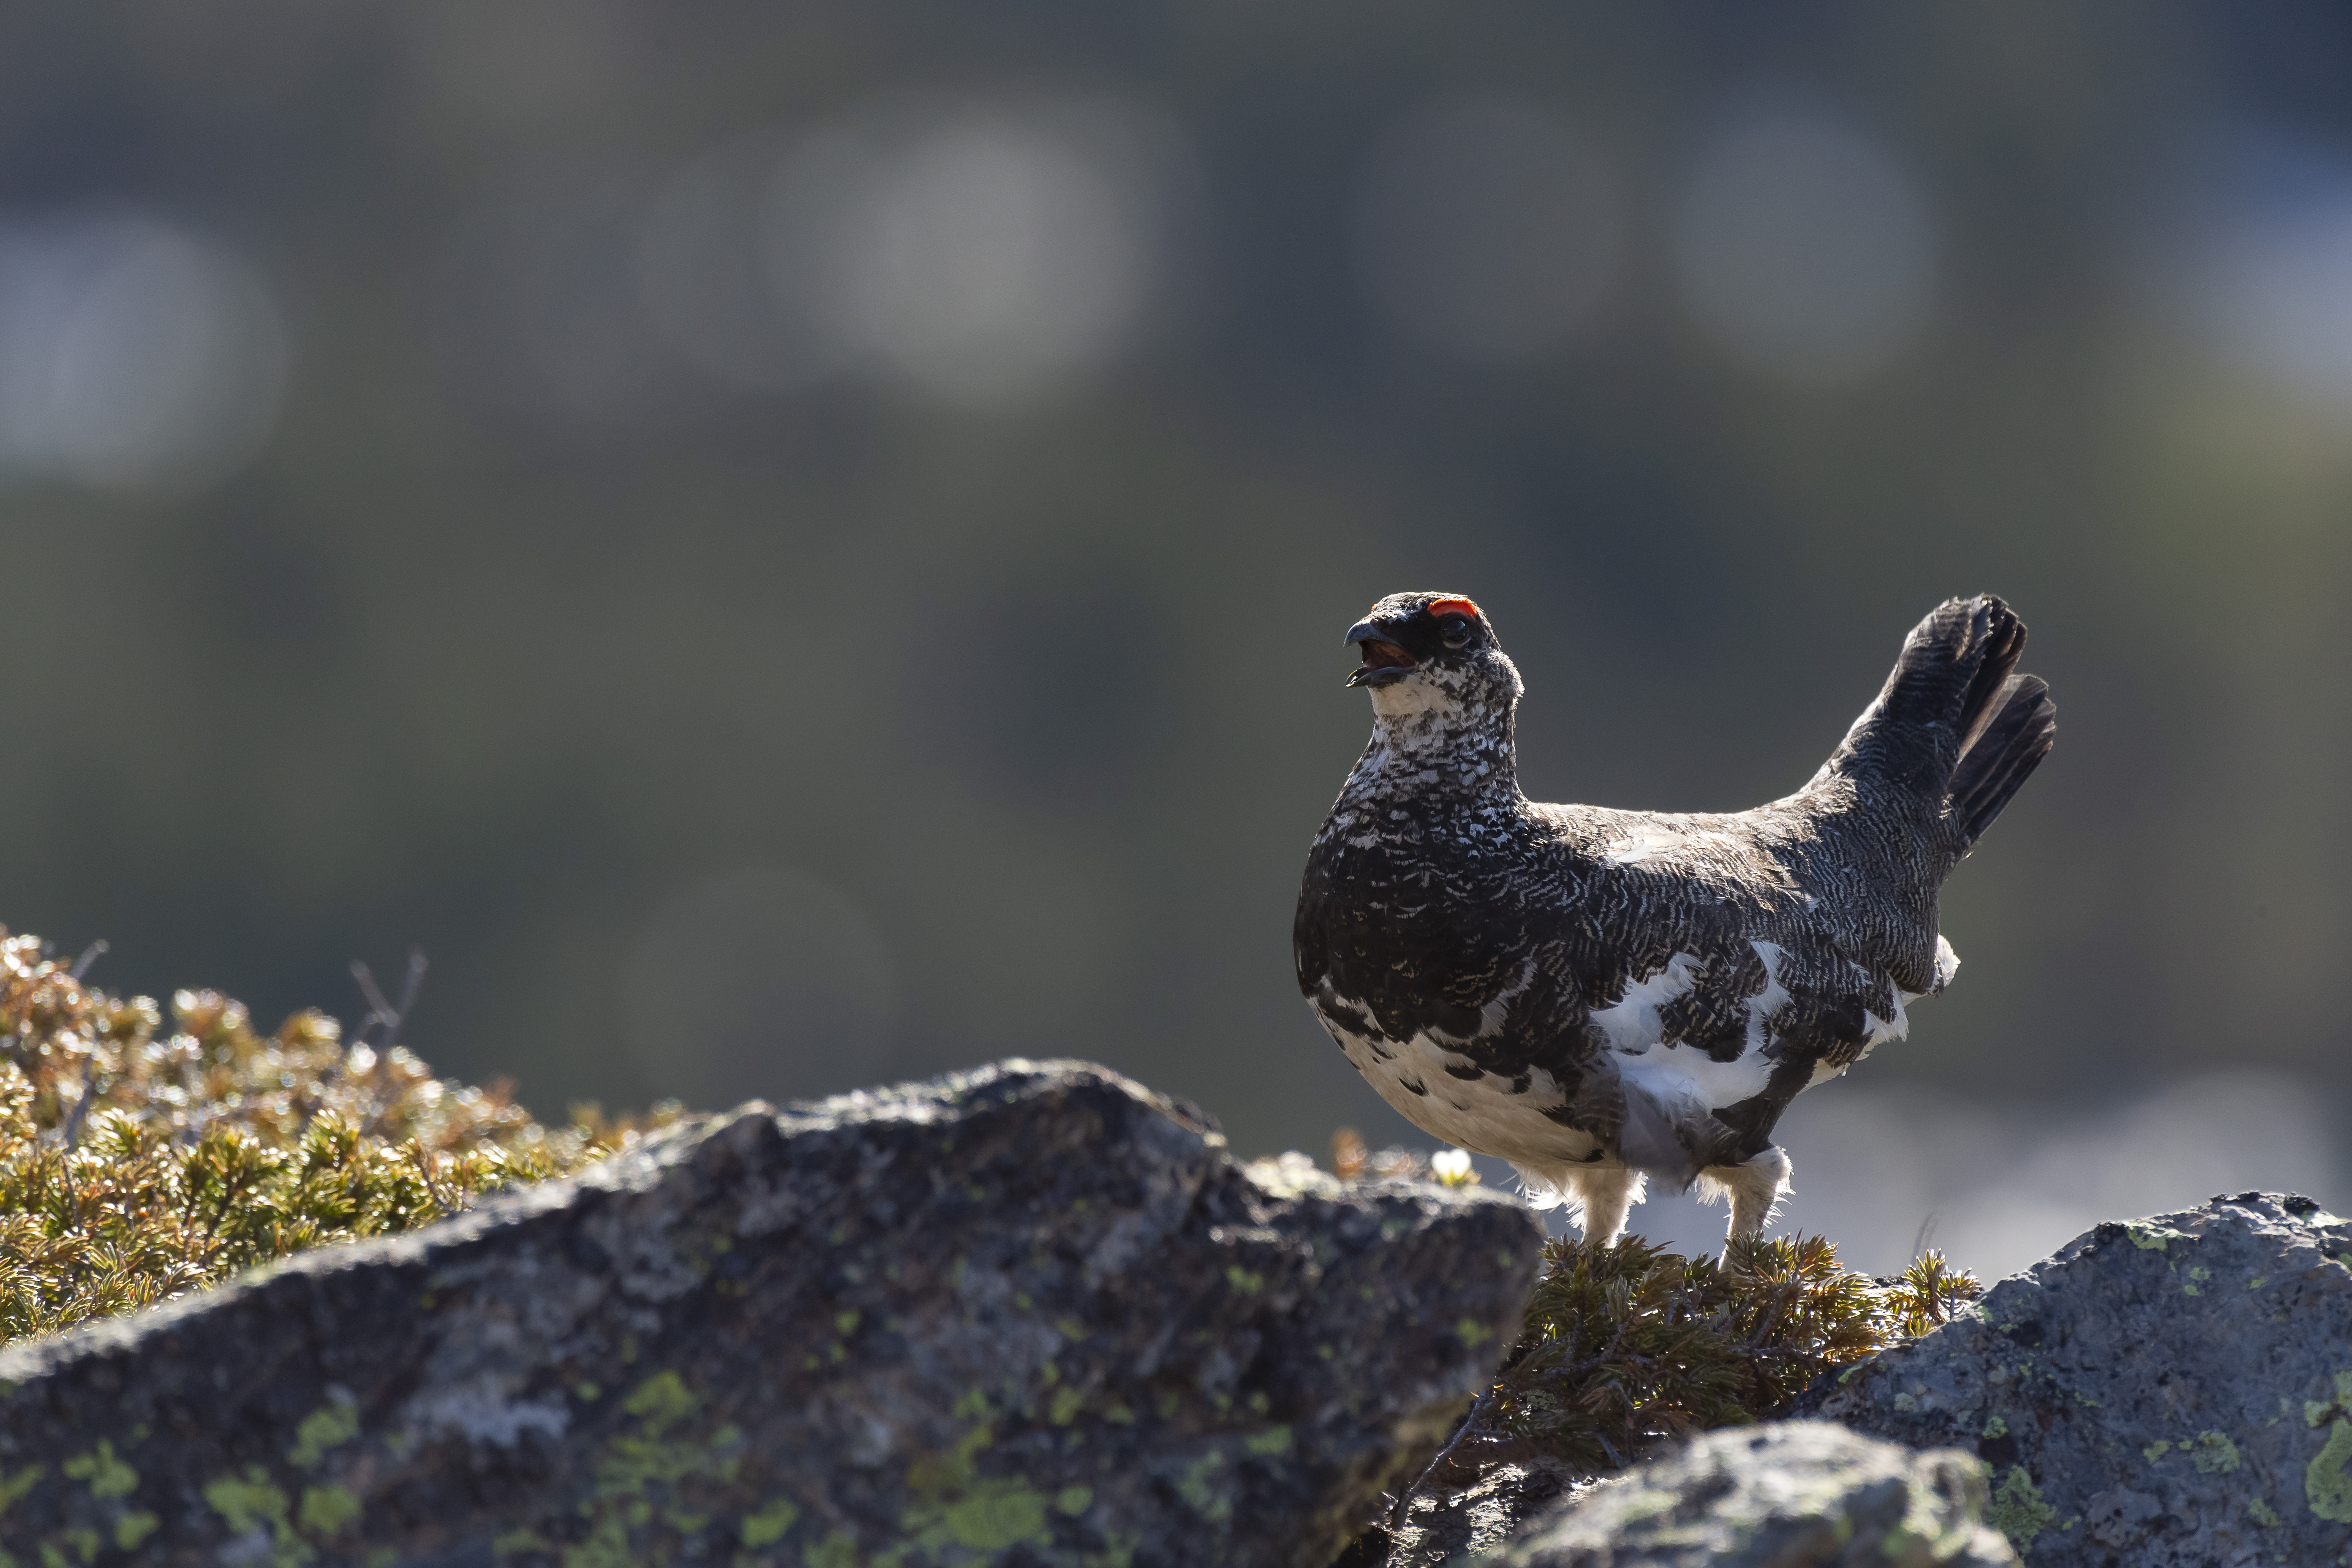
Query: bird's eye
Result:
<box><xmin>1426</xmin><ymin>596</ymin><xmax>1481</xmax><ymax>642</ymax></box>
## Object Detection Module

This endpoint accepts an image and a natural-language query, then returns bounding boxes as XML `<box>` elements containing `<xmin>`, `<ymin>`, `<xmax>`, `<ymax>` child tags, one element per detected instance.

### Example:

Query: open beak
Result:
<box><xmin>1344</xmin><ymin>618</ymin><xmax>1417</xmax><ymax>688</ymax></box>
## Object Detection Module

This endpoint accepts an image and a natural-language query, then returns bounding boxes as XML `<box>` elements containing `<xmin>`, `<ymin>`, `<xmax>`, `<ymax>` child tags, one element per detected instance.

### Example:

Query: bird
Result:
<box><xmin>1293</xmin><ymin>591</ymin><xmax>2054</xmax><ymax>1247</ymax></box>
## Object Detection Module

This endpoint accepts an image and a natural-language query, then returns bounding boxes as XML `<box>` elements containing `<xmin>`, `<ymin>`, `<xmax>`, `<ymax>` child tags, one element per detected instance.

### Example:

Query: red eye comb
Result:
<box><xmin>1427</xmin><ymin>597</ymin><xmax>1480</xmax><ymax>621</ymax></box>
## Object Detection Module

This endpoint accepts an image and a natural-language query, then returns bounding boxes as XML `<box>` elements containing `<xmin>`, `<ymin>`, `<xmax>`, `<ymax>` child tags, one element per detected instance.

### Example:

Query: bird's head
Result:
<box><xmin>1342</xmin><ymin>591</ymin><xmax>1524</xmax><ymax>727</ymax></box>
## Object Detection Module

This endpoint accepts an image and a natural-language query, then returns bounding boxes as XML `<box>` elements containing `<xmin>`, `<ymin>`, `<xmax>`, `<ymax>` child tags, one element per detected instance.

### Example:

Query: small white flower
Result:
<box><xmin>1430</xmin><ymin>1148</ymin><xmax>1478</xmax><ymax>1187</ymax></box>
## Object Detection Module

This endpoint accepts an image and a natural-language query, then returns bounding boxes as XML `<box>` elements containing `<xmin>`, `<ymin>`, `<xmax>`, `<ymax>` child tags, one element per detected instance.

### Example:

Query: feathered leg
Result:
<box><xmin>1567</xmin><ymin>1166</ymin><xmax>1644</xmax><ymax>1246</ymax></box>
<box><xmin>1704</xmin><ymin>1146</ymin><xmax>1792</xmax><ymax>1250</ymax></box>
<box><xmin>1507</xmin><ymin>1161</ymin><xmax>1649</xmax><ymax>1244</ymax></box>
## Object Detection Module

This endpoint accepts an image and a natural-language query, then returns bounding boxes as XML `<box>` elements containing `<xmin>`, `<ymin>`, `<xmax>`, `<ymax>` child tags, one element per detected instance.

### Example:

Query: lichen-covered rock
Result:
<box><xmin>1799</xmin><ymin>1192</ymin><xmax>2352</xmax><ymax>1565</ymax></box>
<box><xmin>0</xmin><ymin>1059</ymin><xmax>1542</xmax><ymax>1567</ymax></box>
<box><xmin>1473</xmin><ymin>1421</ymin><xmax>2017</xmax><ymax>1566</ymax></box>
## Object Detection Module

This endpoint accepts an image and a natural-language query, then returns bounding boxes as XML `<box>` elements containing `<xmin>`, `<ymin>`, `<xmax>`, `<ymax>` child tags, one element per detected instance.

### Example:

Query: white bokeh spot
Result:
<box><xmin>1674</xmin><ymin>107</ymin><xmax>1937</xmax><ymax>386</ymax></box>
<box><xmin>0</xmin><ymin>210</ymin><xmax>288</xmax><ymax>492</ymax></box>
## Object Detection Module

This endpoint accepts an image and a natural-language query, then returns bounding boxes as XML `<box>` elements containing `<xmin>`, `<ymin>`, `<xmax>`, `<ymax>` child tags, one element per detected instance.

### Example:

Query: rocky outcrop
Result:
<box><xmin>1801</xmin><ymin>1192</ymin><xmax>2352</xmax><ymax>1565</ymax></box>
<box><xmin>1468</xmin><ymin>1422</ymin><xmax>2016</xmax><ymax>1567</ymax></box>
<box><xmin>0</xmin><ymin>1059</ymin><xmax>1542</xmax><ymax>1568</ymax></box>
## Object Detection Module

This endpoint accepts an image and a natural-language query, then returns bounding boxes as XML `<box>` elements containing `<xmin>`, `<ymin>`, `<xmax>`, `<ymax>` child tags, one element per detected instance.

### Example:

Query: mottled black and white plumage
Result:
<box><xmin>1294</xmin><ymin>592</ymin><xmax>2055</xmax><ymax>1246</ymax></box>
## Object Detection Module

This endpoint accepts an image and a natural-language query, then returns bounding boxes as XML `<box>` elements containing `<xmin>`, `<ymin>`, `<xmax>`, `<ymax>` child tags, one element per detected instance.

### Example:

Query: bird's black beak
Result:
<box><xmin>1344</xmin><ymin>619</ymin><xmax>1417</xmax><ymax>688</ymax></box>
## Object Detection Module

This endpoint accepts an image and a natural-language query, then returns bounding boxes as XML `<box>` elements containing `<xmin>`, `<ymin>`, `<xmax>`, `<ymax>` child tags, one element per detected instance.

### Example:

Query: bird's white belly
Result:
<box><xmin>1313</xmin><ymin>1007</ymin><xmax>1603</xmax><ymax>1166</ymax></box>
<box><xmin>1615</xmin><ymin>1039</ymin><xmax>1776</xmax><ymax>1114</ymax></box>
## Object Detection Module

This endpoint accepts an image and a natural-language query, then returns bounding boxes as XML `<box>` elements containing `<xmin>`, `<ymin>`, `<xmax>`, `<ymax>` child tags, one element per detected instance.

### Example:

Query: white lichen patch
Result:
<box><xmin>401</xmin><ymin>1373</ymin><xmax>569</xmax><ymax>1447</ymax></box>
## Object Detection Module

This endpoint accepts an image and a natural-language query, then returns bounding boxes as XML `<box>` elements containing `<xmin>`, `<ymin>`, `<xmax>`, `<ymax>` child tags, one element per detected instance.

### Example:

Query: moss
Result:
<box><xmin>0</xmin><ymin>923</ymin><xmax>678</xmax><ymax>1348</ymax></box>
<box><xmin>1490</xmin><ymin>1235</ymin><xmax>1981</xmax><ymax>1470</ymax></box>
<box><xmin>2249</xmin><ymin>1496</ymin><xmax>2282</xmax><ymax>1528</ymax></box>
<box><xmin>112</xmin><ymin>1512</ymin><xmax>158</xmax><ymax>1550</ymax></box>
<box><xmin>1987</xmin><ymin>1465</ymin><xmax>2056</xmax><ymax>1549</ymax></box>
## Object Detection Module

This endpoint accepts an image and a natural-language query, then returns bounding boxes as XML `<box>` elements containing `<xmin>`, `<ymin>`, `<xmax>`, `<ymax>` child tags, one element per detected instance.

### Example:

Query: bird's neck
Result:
<box><xmin>1341</xmin><ymin>694</ymin><xmax>1522</xmax><ymax>807</ymax></box>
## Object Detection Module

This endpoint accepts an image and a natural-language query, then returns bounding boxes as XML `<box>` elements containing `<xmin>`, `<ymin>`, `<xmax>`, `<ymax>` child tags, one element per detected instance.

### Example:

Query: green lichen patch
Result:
<box><xmin>297</xmin><ymin>1484</ymin><xmax>361</xmax><ymax>1536</ymax></box>
<box><xmin>286</xmin><ymin>1399</ymin><xmax>360</xmax><ymax>1468</ymax></box>
<box><xmin>1987</xmin><ymin>1465</ymin><xmax>2056</xmax><ymax>1549</ymax></box>
<box><xmin>2191</xmin><ymin>1430</ymin><xmax>2241</xmax><ymax>1474</ymax></box>
<box><xmin>62</xmin><ymin>1438</ymin><xmax>136</xmax><ymax>1500</ymax></box>
<box><xmin>0</xmin><ymin>1462</ymin><xmax>44</xmax><ymax>1518</ymax></box>
<box><xmin>203</xmin><ymin>1466</ymin><xmax>314</xmax><ymax>1568</ymax></box>
<box><xmin>1243</xmin><ymin>1425</ymin><xmax>1293</xmax><ymax>1457</ymax></box>
<box><xmin>2126</xmin><ymin>1223</ymin><xmax>2193</xmax><ymax>1251</ymax></box>
<box><xmin>894</xmin><ymin>1417</ymin><xmax>1063</xmax><ymax>1557</ymax></box>
<box><xmin>2306</xmin><ymin>1418</ymin><xmax>2352</xmax><ymax>1522</ymax></box>
<box><xmin>1173</xmin><ymin>1448</ymin><xmax>1232</xmax><ymax>1522</ymax></box>
<box><xmin>739</xmin><ymin>1499</ymin><xmax>798</xmax><ymax>1547</ymax></box>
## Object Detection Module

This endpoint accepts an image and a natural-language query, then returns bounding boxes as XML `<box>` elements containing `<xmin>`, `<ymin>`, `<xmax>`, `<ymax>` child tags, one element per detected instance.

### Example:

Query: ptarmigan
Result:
<box><xmin>1294</xmin><ymin>592</ymin><xmax>2054</xmax><ymax>1246</ymax></box>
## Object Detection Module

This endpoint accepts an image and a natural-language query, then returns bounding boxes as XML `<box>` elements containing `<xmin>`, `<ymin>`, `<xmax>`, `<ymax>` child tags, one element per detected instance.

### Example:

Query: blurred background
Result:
<box><xmin>3</xmin><ymin>1</ymin><xmax>2350</xmax><ymax>1279</ymax></box>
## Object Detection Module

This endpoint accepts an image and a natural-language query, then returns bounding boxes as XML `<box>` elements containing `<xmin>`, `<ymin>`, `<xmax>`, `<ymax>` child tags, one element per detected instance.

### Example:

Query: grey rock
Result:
<box><xmin>1799</xmin><ymin>1192</ymin><xmax>2352</xmax><ymax>1566</ymax></box>
<box><xmin>1470</xmin><ymin>1421</ymin><xmax>2016</xmax><ymax>1567</ymax></box>
<box><xmin>1379</xmin><ymin>1456</ymin><xmax>1594</xmax><ymax>1566</ymax></box>
<box><xmin>0</xmin><ymin>1059</ymin><xmax>1543</xmax><ymax>1567</ymax></box>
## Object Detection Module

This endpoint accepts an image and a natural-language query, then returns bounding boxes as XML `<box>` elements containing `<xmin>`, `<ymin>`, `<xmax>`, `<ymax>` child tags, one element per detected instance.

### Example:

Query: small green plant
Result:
<box><xmin>1490</xmin><ymin>1233</ymin><xmax>1980</xmax><ymax>1470</ymax></box>
<box><xmin>0</xmin><ymin>926</ymin><xmax>670</xmax><ymax>1345</ymax></box>
<box><xmin>1378</xmin><ymin>1230</ymin><xmax>1980</xmax><ymax>1537</ymax></box>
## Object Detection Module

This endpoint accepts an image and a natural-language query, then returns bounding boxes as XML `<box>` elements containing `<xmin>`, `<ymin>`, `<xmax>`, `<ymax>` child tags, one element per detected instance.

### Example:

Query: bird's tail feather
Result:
<box><xmin>1946</xmin><ymin>672</ymin><xmax>2055</xmax><ymax>848</ymax></box>
<box><xmin>1823</xmin><ymin>594</ymin><xmax>2055</xmax><ymax>845</ymax></box>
